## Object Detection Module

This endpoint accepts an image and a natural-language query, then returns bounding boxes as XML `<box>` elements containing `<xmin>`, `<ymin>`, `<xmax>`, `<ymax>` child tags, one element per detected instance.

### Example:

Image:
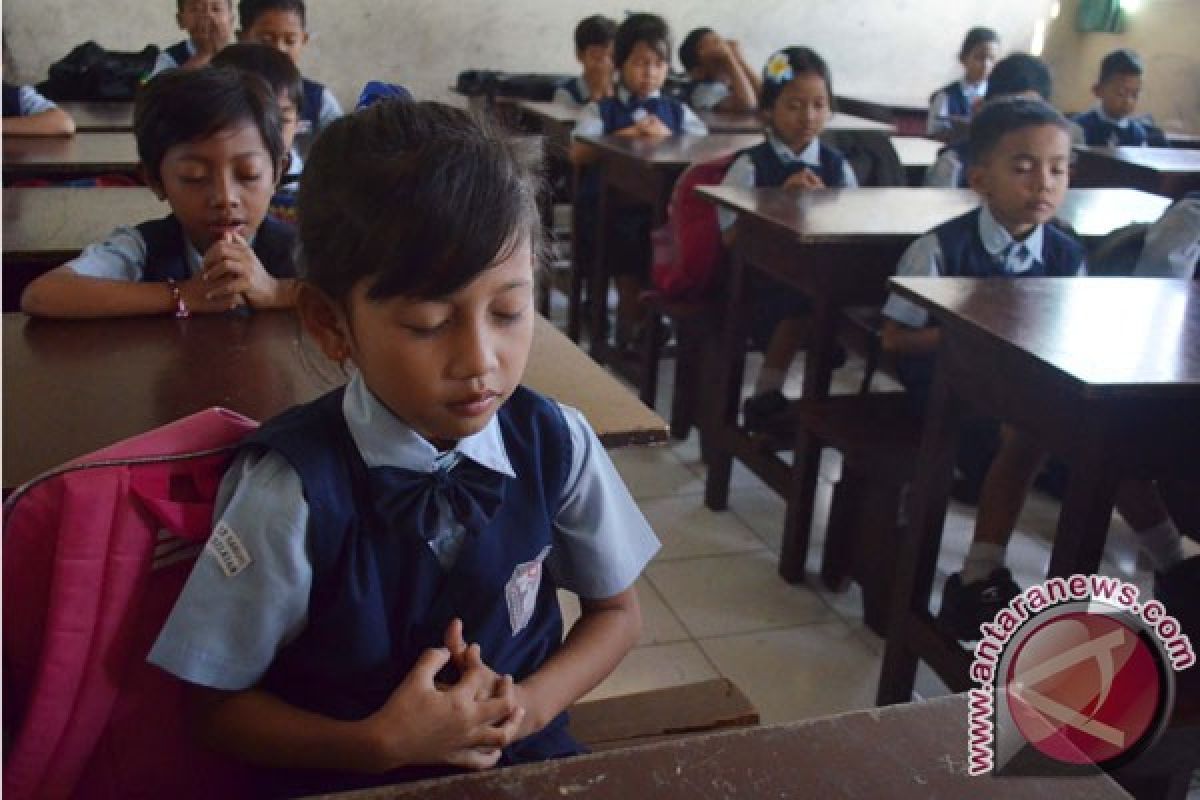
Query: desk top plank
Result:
<box><xmin>695</xmin><ymin>110</ymin><xmax>893</xmax><ymax>134</ymax></box>
<box><xmin>1078</xmin><ymin>145</ymin><xmax>1200</xmax><ymax>174</ymax></box>
<box><xmin>889</xmin><ymin>277</ymin><xmax>1200</xmax><ymax>397</ymax></box>
<box><xmin>3</xmin><ymin>187</ymin><xmax>164</xmax><ymax>262</ymax></box>
<box><xmin>890</xmin><ymin>135</ymin><xmax>942</xmax><ymax>169</ymax></box>
<box><xmin>575</xmin><ymin>133</ymin><xmax>763</xmax><ymax>168</ymax></box>
<box><xmin>311</xmin><ymin>695</ymin><xmax>1129</xmax><ymax>800</ymax></box>
<box><xmin>57</xmin><ymin>101</ymin><xmax>135</xmax><ymax>133</ymax></box>
<box><xmin>2</xmin><ymin>131</ymin><xmax>139</xmax><ymax>176</ymax></box>
<box><xmin>2</xmin><ymin>313</ymin><xmax>665</xmax><ymax>488</ymax></box>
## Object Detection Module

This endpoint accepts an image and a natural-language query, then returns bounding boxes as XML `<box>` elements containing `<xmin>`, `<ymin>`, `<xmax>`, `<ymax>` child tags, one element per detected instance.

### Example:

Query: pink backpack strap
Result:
<box><xmin>4</xmin><ymin>408</ymin><xmax>257</xmax><ymax>800</ymax></box>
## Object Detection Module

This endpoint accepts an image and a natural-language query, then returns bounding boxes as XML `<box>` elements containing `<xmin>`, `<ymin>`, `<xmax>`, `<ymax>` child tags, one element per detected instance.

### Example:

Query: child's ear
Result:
<box><xmin>1092</xmin><ymin>82</ymin><xmax>1102</xmax><ymax>98</ymax></box>
<box><xmin>296</xmin><ymin>284</ymin><xmax>354</xmax><ymax>364</ymax></box>
<box><xmin>175</xmin><ymin>11</ymin><xmax>187</xmax><ymax>31</ymax></box>
<box><xmin>966</xmin><ymin>161</ymin><xmax>988</xmax><ymax>195</ymax></box>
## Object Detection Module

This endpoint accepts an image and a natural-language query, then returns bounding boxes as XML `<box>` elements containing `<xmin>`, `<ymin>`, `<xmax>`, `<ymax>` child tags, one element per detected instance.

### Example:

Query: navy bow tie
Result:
<box><xmin>368</xmin><ymin>459</ymin><xmax>507</xmax><ymax>542</ymax></box>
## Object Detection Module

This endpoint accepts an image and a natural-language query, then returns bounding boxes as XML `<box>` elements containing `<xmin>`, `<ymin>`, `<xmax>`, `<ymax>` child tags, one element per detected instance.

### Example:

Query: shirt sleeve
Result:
<box><xmin>552</xmin><ymin>87</ymin><xmax>576</xmax><ymax>107</ymax></box>
<box><xmin>150</xmin><ymin>51</ymin><xmax>178</xmax><ymax>77</ymax></box>
<box><xmin>18</xmin><ymin>85</ymin><xmax>57</xmax><ymax>115</ymax></box>
<box><xmin>148</xmin><ymin>449</ymin><xmax>313</xmax><ymax>690</ymax></box>
<box><xmin>317</xmin><ymin>88</ymin><xmax>343</xmax><ymax>132</ymax></box>
<box><xmin>841</xmin><ymin>159</ymin><xmax>859</xmax><ymax>188</ymax></box>
<box><xmin>574</xmin><ymin>102</ymin><xmax>605</xmax><ymax>137</ymax></box>
<box><xmin>65</xmin><ymin>226</ymin><xmax>149</xmax><ymax>282</ymax></box>
<box><xmin>689</xmin><ymin>81</ymin><xmax>728</xmax><ymax>111</ymax></box>
<box><xmin>924</xmin><ymin>150</ymin><xmax>961</xmax><ymax>188</ymax></box>
<box><xmin>926</xmin><ymin>91</ymin><xmax>950</xmax><ymax>135</ymax></box>
<box><xmin>546</xmin><ymin>404</ymin><xmax>660</xmax><ymax>599</ymax></box>
<box><xmin>680</xmin><ymin>104</ymin><xmax>709</xmax><ymax>136</ymax></box>
<box><xmin>881</xmin><ymin>233</ymin><xmax>943</xmax><ymax>328</ymax></box>
<box><xmin>1135</xmin><ymin>196</ymin><xmax>1200</xmax><ymax>279</ymax></box>
<box><xmin>717</xmin><ymin>153</ymin><xmax>755</xmax><ymax>232</ymax></box>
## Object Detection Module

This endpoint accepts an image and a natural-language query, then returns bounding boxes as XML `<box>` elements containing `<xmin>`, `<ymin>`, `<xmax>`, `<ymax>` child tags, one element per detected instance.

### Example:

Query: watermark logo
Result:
<box><xmin>967</xmin><ymin>575</ymin><xmax>1193</xmax><ymax>777</ymax></box>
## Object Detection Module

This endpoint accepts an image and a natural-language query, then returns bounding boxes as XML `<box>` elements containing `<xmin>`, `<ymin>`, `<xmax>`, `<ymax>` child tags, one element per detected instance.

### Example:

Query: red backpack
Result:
<box><xmin>3</xmin><ymin>408</ymin><xmax>262</xmax><ymax>800</ymax></box>
<box><xmin>650</xmin><ymin>153</ymin><xmax>736</xmax><ymax>300</ymax></box>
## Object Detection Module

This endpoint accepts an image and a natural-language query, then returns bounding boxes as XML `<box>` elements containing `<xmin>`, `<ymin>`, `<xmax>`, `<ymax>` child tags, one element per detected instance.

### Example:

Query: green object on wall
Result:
<box><xmin>1077</xmin><ymin>0</ymin><xmax>1126</xmax><ymax>32</ymax></box>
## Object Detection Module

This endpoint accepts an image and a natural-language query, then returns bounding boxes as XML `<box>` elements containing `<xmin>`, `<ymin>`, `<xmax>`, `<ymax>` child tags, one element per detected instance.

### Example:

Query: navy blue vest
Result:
<box><xmin>245</xmin><ymin>386</ymin><xmax>580</xmax><ymax>775</ymax></box>
<box><xmin>164</xmin><ymin>40</ymin><xmax>191</xmax><ymax>68</ymax></box>
<box><xmin>933</xmin><ymin>208</ymin><xmax>1085</xmax><ymax>278</ymax></box>
<box><xmin>3</xmin><ymin>82</ymin><xmax>22</xmax><ymax>117</ymax></box>
<box><xmin>1073</xmin><ymin>109</ymin><xmax>1151</xmax><ymax>147</ymax></box>
<box><xmin>739</xmin><ymin>139</ymin><xmax>849</xmax><ymax>188</ymax></box>
<box><xmin>558</xmin><ymin>77</ymin><xmax>587</xmax><ymax>105</ymax></box>
<box><xmin>299</xmin><ymin>77</ymin><xmax>325</xmax><ymax>134</ymax></box>
<box><xmin>937</xmin><ymin>81</ymin><xmax>971</xmax><ymax>118</ymax></box>
<box><xmin>598</xmin><ymin>93</ymin><xmax>685</xmax><ymax>134</ymax></box>
<box><xmin>134</xmin><ymin>214</ymin><xmax>297</xmax><ymax>282</ymax></box>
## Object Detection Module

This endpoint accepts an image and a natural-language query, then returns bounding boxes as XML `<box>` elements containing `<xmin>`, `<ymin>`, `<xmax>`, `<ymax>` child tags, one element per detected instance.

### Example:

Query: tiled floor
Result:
<box><xmin>549</xmin><ymin>307</ymin><xmax>1197</xmax><ymax>735</ymax></box>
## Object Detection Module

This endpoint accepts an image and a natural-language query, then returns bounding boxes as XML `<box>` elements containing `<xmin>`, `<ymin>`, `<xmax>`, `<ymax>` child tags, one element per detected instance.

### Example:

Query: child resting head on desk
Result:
<box><xmin>20</xmin><ymin>67</ymin><xmax>298</xmax><ymax>319</ymax></box>
<box><xmin>718</xmin><ymin>46</ymin><xmax>859</xmax><ymax>429</ymax></box>
<box><xmin>677</xmin><ymin>26</ymin><xmax>761</xmax><ymax>113</ymax></box>
<box><xmin>146</xmin><ymin>99</ymin><xmax>659</xmax><ymax>795</ymax></box>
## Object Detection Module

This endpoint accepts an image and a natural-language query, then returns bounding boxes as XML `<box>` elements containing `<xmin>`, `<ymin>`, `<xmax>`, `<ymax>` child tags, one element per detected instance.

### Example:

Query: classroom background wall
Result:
<box><xmin>3</xmin><ymin>0</ymin><xmax>1195</xmax><ymax>132</ymax></box>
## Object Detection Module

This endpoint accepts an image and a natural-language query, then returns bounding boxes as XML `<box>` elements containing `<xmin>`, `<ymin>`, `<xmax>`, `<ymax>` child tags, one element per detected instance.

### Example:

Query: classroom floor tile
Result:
<box><xmin>608</xmin><ymin>444</ymin><xmax>704</xmax><ymax>500</ymax></box>
<box><xmin>639</xmin><ymin>493</ymin><xmax>766</xmax><ymax>561</ymax></box>
<box><xmin>581</xmin><ymin>640</ymin><xmax>719</xmax><ymax>702</ymax></box>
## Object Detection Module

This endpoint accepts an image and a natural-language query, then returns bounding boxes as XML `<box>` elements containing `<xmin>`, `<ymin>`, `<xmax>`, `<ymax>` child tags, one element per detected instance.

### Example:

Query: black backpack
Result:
<box><xmin>37</xmin><ymin>41</ymin><xmax>159</xmax><ymax>102</ymax></box>
<box><xmin>454</xmin><ymin>69</ymin><xmax>574</xmax><ymax>102</ymax></box>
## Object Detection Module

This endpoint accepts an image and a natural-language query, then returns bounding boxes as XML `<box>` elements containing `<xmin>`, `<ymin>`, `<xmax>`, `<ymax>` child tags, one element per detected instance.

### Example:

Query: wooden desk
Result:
<box><xmin>836</xmin><ymin>92</ymin><xmax>930</xmax><ymax>136</ymax></box>
<box><xmin>877</xmin><ymin>278</ymin><xmax>1200</xmax><ymax>706</ymax></box>
<box><xmin>1164</xmin><ymin>130</ymin><xmax>1200</xmax><ymax>150</ymax></box>
<box><xmin>574</xmin><ymin>132</ymin><xmax>761</xmax><ymax>358</ymax></box>
<box><xmin>3</xmin><ymin>187</ymin><xmax>163</xmax><ymax>264</ymax></box>
<box><xmin>890</xmin><ymin>135</ymin><xmax>942</xmax><ymax>185</ymax></box>
<box><xmin>2</xmin><ymin>131</ymin><xmax>140</xmax><ymax>181</ymax></box>
<box><xmin>1072</xmin><ymin>146</ymin><xmax>1200</xmax><ymax>199</ymax></box>
<box><xmin>58</xmin><ymin>101</ymin><xmax>134</xmax><ymax>133</ymax></box>
<box><xmin>510</xmin><ymin>100</ymin><xmax>584</xmax><ymax>142</ymax></box>
<box><xmin>314</xmin><ymin>694</ymin><xmax>1131</xmax><ymax>799</ymax></box>
<box><xmin>695</xmin><ymin>110</ymin><xmax>894</xmax><ymax>134</ymax></box>
<box><xmin>2</xmin><ymin>313</ymin><xmax>665</xmax><ymax>489</ymax></box>
<box><xmin>697</xmin><ymin>187</ymin><xmax>1174</xmax><ymax>583</ymax></box>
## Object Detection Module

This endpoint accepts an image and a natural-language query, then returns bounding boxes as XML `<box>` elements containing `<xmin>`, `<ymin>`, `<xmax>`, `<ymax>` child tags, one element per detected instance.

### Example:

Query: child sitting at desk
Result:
<box><xmin>677</xmin><ymin>27</ymin><xmax>760</xmax><ymax>113</ymax></box>
<box><xmin>21</xmin><ymin>68</ymin><xmax>297</xmax><ymax>318</ymax></box>
<box><xmin>717</xmin><ymin>47</ymin><xmax>858</xmax><ymax>429</ymax></box>
<box><xmin>1073</xmin><ymin>49</ymin><xmax>1161</xmax><ymax>148</ymax></box>
<box><xmin>926</xmin><ymin>27</ymin><xmax>1000</xmax><ymax>140</ymax></box>
<box><xmin>151</xmin><ymin>0</ymin><xmax>236</xmax><ymax>75</ymax></box>
<box><xmin>2</xmin><ymin>81</ymin><xmax>75</xmax><ymax>135</ymax></box>
<box><xmin>211</xmin><ymin>42</ymin><xmax>303</xmax><ymax>223</ymax></box>
<box><xmin>147</xmin><ymin>99</ymin><xmax>659</xmax><ymax>794</ymax></box>
<box><xmin>237</xmin><ymin>0</ymin><xmax>342</xmax><ymax>159</ymax></box>
<box><xmin>572</xmin><ymin>12</ymin><xmax>707</xmax><ymax>351</ymax></box>
<box><xmin>553</xmin><ymin>14</ymin><xmax>616</xmax><ymax>107</ymax></box>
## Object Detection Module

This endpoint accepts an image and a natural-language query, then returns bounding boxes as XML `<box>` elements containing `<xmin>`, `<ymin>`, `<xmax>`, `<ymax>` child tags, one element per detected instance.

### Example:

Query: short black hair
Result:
<box><xmin>238</xmin><ymin>0</ymin><xmax>305</xmax><ymax>30</ymax></box>
<box><xmin>760</xmin><ymin>46</ymin><xmax>834</xmax><ymax>112</ymax></box>
<box><xmin>959</xmin><ymin>27</ymin><xmax>1000</xmax><ymax>60</ymax></box>
<box><xmin>679</xmin><ymin>27</ymin><xmax>713</xmax><ymax>72</ymax></box>
<box><xmin>985</xmin><ymin>53</ymin><xmax>1053</xmax><ymax>102</ymax></box>
<box><xmin>176</xmin><ymin>0</ymin><xmax>232</xmax><ymax>12</ymax></box>
<box><xmin>575</xmin><ymin>14</ymin><xmax>617</xmax><ymax>52</ymax></box>
<box><xmin>135</xmin><ymin>66</ymin><xmax>284</xmax><ymax>185</ymax></box>
<box><xmin>211</xmin><ymin>43</ymin><xmax>303</xmax><ymax>116</ymax></box>
<box><xmin>613</xmin><ymin>12</ymin><xmax>670</xmax><ymax>69</ymax></box>
<box><xmin>968</xmin><ymin>95</ymin><xmax>1071</xmax><ymax>163</ymax></box>
<box><xmin>1099</xmin><ymin>48</ymin><xmax>1143</xmax><ymax>83</ymax></box>
<box><xmin>297</xmin><ymin>101</ymin><xmax>544</xmax><ymax>302</ymax></box>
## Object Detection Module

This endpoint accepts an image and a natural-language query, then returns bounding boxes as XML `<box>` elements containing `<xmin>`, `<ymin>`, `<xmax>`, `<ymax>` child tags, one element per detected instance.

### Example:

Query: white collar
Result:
<box><xmin>617</xmin><ymin>86</ymin><xmax>662</xmax><ymax>104</ymax></box>
<box><xmin>766</xmin><ymin>129</ymin><xmax>821</xmax><ymax>166</ymax></box>
<box><xmin>1093</xmin><ymin>104</ymin><xmax>1131</xmax><ymax>129</ymax></box>
<box><xmin>978</xmin><ymin>204</ymin><xmax>1045</xmax><ymax>262</ymax></box>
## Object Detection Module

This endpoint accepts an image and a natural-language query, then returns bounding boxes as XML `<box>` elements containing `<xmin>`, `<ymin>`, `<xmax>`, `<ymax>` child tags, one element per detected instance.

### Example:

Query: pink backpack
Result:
<box><xmin>3</xmin><ymin>408</ymin><xmax>262</xmax><ymax>800</ymax></box>
<box><xmin>650</xmin><ymin>153</ymin><xmax>736</xmax><ymax>300</ymax></box>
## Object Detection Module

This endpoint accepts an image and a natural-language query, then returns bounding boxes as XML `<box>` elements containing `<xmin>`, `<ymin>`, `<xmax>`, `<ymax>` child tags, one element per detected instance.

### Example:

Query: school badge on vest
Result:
<box><xmin>506</xmin><ymin>545</ymin><xmax>551</xmax><ymax>635</ymax></box>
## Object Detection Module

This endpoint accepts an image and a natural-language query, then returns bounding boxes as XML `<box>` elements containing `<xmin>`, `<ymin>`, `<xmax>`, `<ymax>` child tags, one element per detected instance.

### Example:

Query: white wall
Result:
<box><xmin>4</xmin><ymin>0</ymin><xmax>1053</xmax><ymax>114</ymax></box>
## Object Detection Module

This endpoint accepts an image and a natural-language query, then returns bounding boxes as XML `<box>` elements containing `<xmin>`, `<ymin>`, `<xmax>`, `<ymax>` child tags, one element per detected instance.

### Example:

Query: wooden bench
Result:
<box><xmin>569</xmin><ymin>678</ymin><xmax>759</xmax><ymax>752</ymax></box>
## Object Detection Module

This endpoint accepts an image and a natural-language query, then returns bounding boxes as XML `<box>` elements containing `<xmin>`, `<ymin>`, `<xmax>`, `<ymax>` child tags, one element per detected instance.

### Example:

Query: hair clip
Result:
<box><xmin>765</xmin><ymin>52</ymin><xmax>794</xmax><ymax>84</ymax></box>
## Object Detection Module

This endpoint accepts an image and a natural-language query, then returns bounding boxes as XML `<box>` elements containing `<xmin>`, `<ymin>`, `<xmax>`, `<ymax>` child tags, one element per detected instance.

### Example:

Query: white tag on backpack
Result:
<box><xmin>505</xmin><ymin>545</ymin><xmax>551</xmax><ymax>636</ymax></box>
<box><xmin>206</xmin><ymin>521</ymin><xmax>253</xmax><ymax>578</ymax></box>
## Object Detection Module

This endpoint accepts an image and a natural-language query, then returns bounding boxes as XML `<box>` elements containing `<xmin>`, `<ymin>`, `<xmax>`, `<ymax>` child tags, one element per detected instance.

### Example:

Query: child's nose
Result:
<box><xmin>209</xmin><ymin>173</ymin><xmax>239</xmax><ymax>208</ymax></box>
<box><xmin>451</xmin><ymin>321</ymin><xmax>498</xmax><ymax>379</ymax></box>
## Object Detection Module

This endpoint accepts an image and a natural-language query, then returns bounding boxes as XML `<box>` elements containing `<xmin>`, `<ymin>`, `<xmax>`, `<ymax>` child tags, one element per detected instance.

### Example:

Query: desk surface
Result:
<box><xmin>837</xmin><ymin>90</ymin><xmax>930</xmax><ymax>116</ymax></box>
<box><xmin>694</xmin><ymin>109</ymin><xmax>893</xmax><ymax>134</ymax></box>
<box><xmin>512</xmin><ymin>100</ymin><xmax>586</xmax><ymax>127</ymax></box>
<box><xmin>3</xmin><ymin>187</ymin><xmax>164</xmax><ymax>262</ymax></box>
<box><xmin>2</xmin><ymin>131</ymin><xmax>139</xmax><ymax>176</ymax></box>
<box><xmin>576</xmin><ymin>132</ymin><xmax>762</xmax><ymax>168</ymax></box>
<box><xmin>1077</xmin><ymin>145</ymin><xmax>1200</xmax><ymax>174</ymax></box>
<box><xmin>698</xmin><ymin>186</ymin><xmax>1171</xmax><ymax>243</ymax></box>
<box><xmin>58</xmin><ymin>101</ymin><xmax>135</xmax><ymax>132</ymax></box>
<box><xmin>315</xmin><ymin>694</ymin><xmax>1130</xmax><ymax>800</ymax></box>
<box><xmin>2</xmin><ymin>313</ymin><xmax>665</xmax><ymax>488</ymax></box>
<box><xmin>890</xmin><ymin>135</ymin><xmax>942</xmax><ymax>168</ymax></box>
<box><xmin>890</xmin><ymin>277</ymin><xmax>1200</xmax><ymax>397</ymax></box>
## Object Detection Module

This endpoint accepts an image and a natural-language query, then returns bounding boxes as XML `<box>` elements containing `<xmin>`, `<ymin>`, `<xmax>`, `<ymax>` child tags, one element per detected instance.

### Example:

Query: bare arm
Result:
<box><xmin>513</xmin><ymin>587</ymin><xmax>642</xmax><ymax>737</ymax></box>
<box><xmin>881</xmin><ymin>318</ymin><xmax>940</xmax><ymax>356</ymax></box>
<box><xmin>21</xmin><ymin>266</ymin><xmax>241</xmax><ymax>318</ymax></box>
<box><xmin>2</xmin><ymin>107</ymin><xmax>75</xmax><ymax>136</ymax></box>
<box><xmin>716</xmin><ymin>41</ymin><xmax>759</xmax><ymax>113</ymax></box>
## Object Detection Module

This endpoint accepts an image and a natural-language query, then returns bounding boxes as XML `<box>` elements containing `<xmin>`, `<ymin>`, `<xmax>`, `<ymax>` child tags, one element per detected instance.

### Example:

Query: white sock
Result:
<box><xmin>961</xmin><ymin>542</ymin><xmax>1007</xmax><ymax>584</ymax></box>
<box><xmin>1137</xmin><ymin>520</ymin><xmax>1185</xmax><ymax>572</ymax></box>
<box><xmin>754</xmin><ymin>367</ymin><xmax>787</xmax><ymax>396</ymax></box>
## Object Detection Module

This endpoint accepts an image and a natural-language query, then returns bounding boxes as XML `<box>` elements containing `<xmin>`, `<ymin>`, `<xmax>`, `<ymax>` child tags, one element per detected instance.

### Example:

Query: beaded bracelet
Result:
<box><xmin>166</xmin><ymin>278</ymin><xmax>190</xmax><ymax>319</ymax></box>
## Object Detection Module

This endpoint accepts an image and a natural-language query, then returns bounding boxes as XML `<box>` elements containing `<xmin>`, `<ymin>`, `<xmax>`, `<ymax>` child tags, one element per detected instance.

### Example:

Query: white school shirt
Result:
<box><xmin>148</xmin><ymin>369</ymin><xmax>661</xmax><ymax>690</ymax></box>
<box><xmin>927</xmin><ymin>79</ymin><xmax>987</xmax><ymax>136</ymax></box>
<box><xmin>1135</xmin><ymin>194</ymin><xmax>1200</xmax><ymax>279</ymax></box>
<box><xmin>574</xmin><ymin>86</ymin><xmax>709</xmax><ymax>138</ymax></box>
<box><xmin>66</xmin><ymin>226</ymin><xmax>203</xmax><ymax>282</ymax></box>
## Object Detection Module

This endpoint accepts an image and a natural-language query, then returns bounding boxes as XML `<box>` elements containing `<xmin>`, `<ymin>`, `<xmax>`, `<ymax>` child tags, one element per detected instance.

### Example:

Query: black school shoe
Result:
<box><xmin>1154</xmin><ymin>556</ymin><xmax>1200</xmax><ymax>634</ymax></box>
<box><xmin>938</xmin><ymin>567</ymin><xmax>1021</xmax><ymax>641</ymax></box>
<box><xmin>742</xmin><ymin>389</ymin><xmax>790</xmax><ymax>432</ymax></box>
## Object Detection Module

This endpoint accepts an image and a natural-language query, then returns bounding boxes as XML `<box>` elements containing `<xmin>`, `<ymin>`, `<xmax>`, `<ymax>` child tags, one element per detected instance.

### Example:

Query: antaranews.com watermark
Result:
<box><xmin>967</xmin><ymin>573</ymin><xmax>1194</xmax><ymax>776</ymax></box>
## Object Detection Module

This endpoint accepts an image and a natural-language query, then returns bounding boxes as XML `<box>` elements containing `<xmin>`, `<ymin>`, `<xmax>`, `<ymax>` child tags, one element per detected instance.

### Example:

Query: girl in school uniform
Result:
<box><xmin>927</xmin><ymin>27</ymin><xmax>1000</xmax><ymax>139</ymax></box>
<box><xmin>148</xmin><ymin>100</ymin><xmax>659</xmax><ymax>795</ymax></box>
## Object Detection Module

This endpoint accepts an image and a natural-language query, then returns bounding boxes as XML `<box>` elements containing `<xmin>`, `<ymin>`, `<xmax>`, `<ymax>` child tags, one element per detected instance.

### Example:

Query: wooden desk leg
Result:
<box><xmin>878</xmin><ymin>352</ymin><xmax>963</xmax><ymax>706</ymax></box>
<box><xmin>567</xmin><ymin>167</ymin><xmax>585</xmax><ymax>342</ymax></box>
<box><xmin>1047</xmin><ymin>424</ymin><xmax>1120</xmax><ymax>578</ymax></box>
<box><xmin>704</xmin><ymin>248</ymin><xmax>750</xmax><ymax>512</ymax></box>
<box><xmin>588</xmin><ymin>168</ymin><xmax>611</xmax><ymax>362</ymax></box>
